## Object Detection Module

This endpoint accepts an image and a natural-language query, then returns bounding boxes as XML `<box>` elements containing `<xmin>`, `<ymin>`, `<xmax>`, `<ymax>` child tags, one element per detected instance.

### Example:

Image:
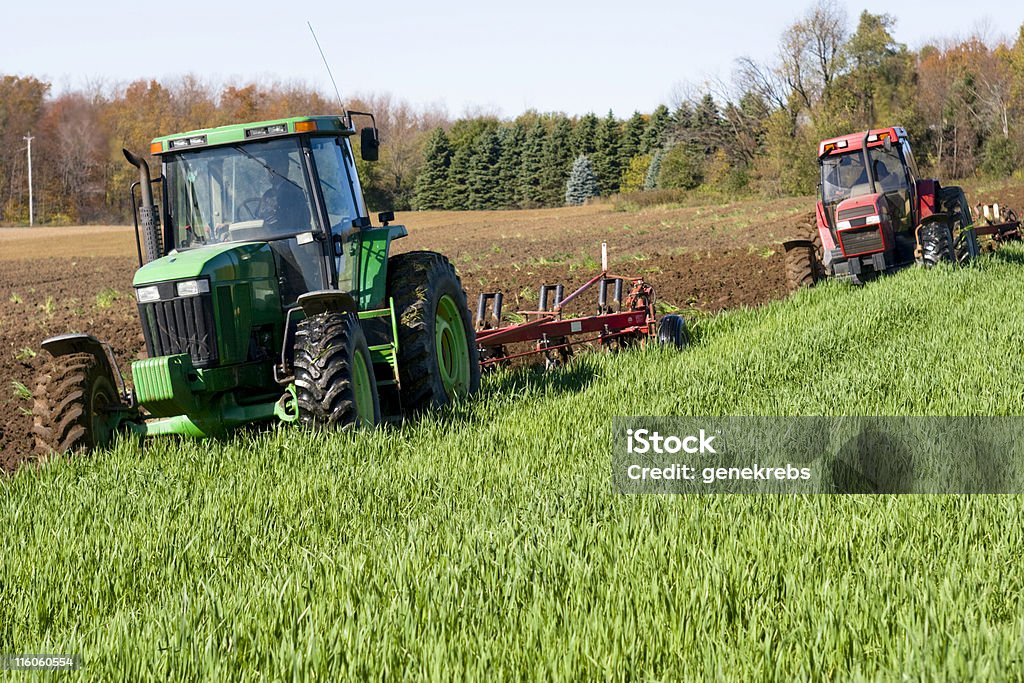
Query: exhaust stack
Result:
<box><xmin>122</xmin><ymin>148</ymin><xmax>161</xmax><ymax>263</ymax></box>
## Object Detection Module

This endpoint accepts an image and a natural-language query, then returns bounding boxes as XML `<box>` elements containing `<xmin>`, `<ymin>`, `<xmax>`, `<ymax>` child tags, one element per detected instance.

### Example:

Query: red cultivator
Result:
<box><xmin>474</xmin><ymin>243</ymin><xmax>689</xmax><ymax>370</ymax></box>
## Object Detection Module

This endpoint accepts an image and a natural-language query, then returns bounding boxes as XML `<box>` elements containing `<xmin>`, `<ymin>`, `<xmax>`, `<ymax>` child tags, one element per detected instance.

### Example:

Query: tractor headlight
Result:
<box><xmin>136</xmin><ymin>285</ymin><xmax>161</xmax><ymax>303</ymax></box>
<box><xmin>175</xmin><ymin>279</ymin><xmax>210</xmax><ymax>297</ymax></box>
<box><xmin>837</xmin><ymin>220</ymin><xmax>852</xmax><ymax>230</ymax></box>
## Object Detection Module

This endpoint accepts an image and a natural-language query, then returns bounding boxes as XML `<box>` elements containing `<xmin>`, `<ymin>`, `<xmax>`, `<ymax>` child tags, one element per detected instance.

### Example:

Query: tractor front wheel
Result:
<box><xmin>784</xmin><ymin>242</ymin><xmax>821</xmax><ymax>292</ymax></box>
<box><xmin>293</xmin><ymin>312</ymin><xmax>380</xmax><ymax>428</ymax></box>
<box><xmin>783</xmin><ymin>219</ymin><xmax>824</xmax><ymax>292</ymax></box>
<box><xmin>33</xmin><ymin>352</ymin><xmax>120</xmax><ymax>456</ymax></box>
<box><xmin>387</xmin><ymin>251</ymin><xmax>480</xmax><ymax>413</ymax></box>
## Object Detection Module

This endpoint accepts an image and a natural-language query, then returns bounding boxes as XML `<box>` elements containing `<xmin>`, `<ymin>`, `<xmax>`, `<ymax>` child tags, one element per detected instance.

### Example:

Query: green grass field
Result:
<box><xmin>4</xmin><ymin>249</ymin><xmax>1024</xmax><ymax>680</ymax></box>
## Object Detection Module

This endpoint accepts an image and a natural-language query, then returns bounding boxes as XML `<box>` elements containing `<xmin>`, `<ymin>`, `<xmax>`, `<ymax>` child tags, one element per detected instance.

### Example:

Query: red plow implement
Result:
<box><xmin>474</xmin><ymin>243</ymin><xmax>689</xmax><ymax>370</ymax></box>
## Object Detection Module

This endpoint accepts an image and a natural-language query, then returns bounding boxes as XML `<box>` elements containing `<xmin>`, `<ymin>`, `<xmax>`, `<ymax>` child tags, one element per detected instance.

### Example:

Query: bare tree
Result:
<box><xmin>776</xmin><ymin>0</ymin><xmax>849</xmax><ymax>112</ymax></box>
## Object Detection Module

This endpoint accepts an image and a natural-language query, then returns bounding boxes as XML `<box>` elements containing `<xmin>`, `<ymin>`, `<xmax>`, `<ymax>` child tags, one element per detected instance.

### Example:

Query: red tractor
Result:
<box><xmin>783</xmin><ymin>126</ymin><xmax>1019</xmax><ymax>289</ymax></box>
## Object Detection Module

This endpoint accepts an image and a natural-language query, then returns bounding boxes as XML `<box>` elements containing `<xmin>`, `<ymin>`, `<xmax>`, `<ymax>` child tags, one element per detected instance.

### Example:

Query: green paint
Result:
<box><xmin>356</xmin><ymin>225</ymin><xmax>407</xmax><ymax>309</ymax></box>
<box><xmin>351</xmin><ymin>350</ymin><xmax>375</xmax><ymax>426</ymax></box>
<box><xmin>132</xmin><ymin>355</ymin><xmax>200</xmax><ymax>418</ymax></box>
<box><xmin>435</xmin><ymin>294</ymin><xmax>471</xmax><ymax>399</ymax></box>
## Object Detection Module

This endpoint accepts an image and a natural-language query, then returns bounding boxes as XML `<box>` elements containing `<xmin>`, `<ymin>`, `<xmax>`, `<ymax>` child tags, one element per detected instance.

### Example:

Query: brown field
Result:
<box><xmin>3</xmin><ymin>182</ymin><xmax>1023</xmax><ymax>471</ymax></box>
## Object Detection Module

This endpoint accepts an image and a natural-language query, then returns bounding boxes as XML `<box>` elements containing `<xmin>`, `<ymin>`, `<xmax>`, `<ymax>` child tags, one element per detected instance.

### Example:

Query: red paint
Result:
<box><xmin>916</xmin><ymin>179</ymin><xmax>939</xmax><ymax>220</ymax></box>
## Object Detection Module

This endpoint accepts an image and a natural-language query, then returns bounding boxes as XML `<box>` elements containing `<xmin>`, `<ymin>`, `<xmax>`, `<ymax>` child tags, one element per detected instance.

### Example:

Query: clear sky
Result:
<box><xmin>1</xmin><ymin>0</ymin><xmax>1020</xmax><ymax>118</ymax></box>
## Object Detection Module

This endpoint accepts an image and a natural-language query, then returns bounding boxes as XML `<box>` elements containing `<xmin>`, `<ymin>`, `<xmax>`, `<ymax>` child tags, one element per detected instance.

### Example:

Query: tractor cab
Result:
<box><xmin>149</xmin><ymin>117</ymin><xmax>379</xmax><ymax>306</ymax></box>
<box><xmin>814</xmin><ymin>128</ymin><xmax>922</xmax><ymax>277</ymax></box>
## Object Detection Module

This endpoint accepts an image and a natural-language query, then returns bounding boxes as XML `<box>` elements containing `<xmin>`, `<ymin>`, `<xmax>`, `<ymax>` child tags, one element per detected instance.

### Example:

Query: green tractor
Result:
<box><xmin>32</xmin><ymin>114</ymin><xmax>479</xmax><ymax>453</ymax></box>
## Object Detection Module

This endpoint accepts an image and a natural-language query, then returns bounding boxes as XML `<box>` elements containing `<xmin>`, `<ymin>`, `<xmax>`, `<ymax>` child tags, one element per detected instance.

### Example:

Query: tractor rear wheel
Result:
<box><xmin>293</xmin><ymin>312</ymin><xmax>380</xmax><ymax>428</ymax></box>
<box><xmin>657</xmin><ymin>314</ymin><xmax>690</xmax><ymax>349</ymax></box>
<box><xmin>387</xmin><ymin>251</ymin><xmax>480</xmax><ymax>413</ymax></box>
<box><xmin>919</xmin><ymin>221</ymin><xmax>955</xmax><ymax>268</ymax></box>
<box><xmin>33</xmin><ymin>352</ymin><xmax>120</xmax><ymax>456</ymax></box>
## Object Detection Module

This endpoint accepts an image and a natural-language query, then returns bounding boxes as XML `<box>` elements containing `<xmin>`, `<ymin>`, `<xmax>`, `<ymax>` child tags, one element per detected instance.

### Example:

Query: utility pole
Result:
<box><xmin>23</xmin><ymin>133</ymin><xmax>34</xmax><ymax>227</ymax></box>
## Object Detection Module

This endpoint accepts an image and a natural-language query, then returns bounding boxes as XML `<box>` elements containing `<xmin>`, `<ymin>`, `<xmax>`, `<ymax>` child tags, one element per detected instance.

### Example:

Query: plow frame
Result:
<box><xmin>474</xmin><ymin>243</ymin><xmax>659</xmax><ymax>368</ymax></box>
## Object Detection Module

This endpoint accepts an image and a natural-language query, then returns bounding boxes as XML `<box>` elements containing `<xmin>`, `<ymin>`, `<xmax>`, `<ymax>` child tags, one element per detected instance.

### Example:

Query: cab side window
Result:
<box><xmin>310</xmin><ymin>138</ymin><xmax>359</xmax><ymax>238</ymax></box>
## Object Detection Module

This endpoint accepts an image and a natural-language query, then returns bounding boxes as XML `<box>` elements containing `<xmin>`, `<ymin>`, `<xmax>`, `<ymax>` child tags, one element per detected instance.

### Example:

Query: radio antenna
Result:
<box><xmin>308</xmin><ymin>22</ymin><xmax>344</xmax><ymax>110</ymax></box>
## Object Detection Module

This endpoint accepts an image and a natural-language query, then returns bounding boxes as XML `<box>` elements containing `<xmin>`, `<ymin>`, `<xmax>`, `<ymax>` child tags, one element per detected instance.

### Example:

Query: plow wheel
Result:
<box><xmin>657</xmin><ymin>315</ymin><xmax>690</xmax><ymax>349</ymax></box>
<box><xmin>388</xmin><ymin>251</ymin><xmax>480</xmax><ymax>413</ymax></box>
<box><xmin>783</xmin><ymin>219</ymin><xmax>824</xmax><ymax>292</ymax></box>
<box><xmin>293</xmin><ymin>311</ymin><xmax>380</xmax><ymax>428</ymax></box>
<box><xmin>33</xmin><ymin>352</ymin><xmax>120</xmax><ymax>456</ymax></box>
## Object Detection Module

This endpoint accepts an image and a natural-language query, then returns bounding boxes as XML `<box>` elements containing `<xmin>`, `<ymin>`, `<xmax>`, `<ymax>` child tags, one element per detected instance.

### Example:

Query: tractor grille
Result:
<box><xmin>839</xmin><ymin>227</ymin><xmax>884</xmax><ymax>256</ymax></box>
<box><xmin>138</xmin><ymin>294</ymin><xmax>218</xmax><ymax>368</ymax></box>
<box><xmin>837</xmin><ymin>205</ymin><xmax>876</xmax><ymax>221</ymax></box>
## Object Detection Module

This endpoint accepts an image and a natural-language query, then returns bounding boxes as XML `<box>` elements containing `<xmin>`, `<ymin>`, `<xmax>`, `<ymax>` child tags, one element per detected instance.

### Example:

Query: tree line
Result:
<box><xmin>1</xmin><ymin>3</ymin><xmax>1022</xmax><ymax>225</ymax></box>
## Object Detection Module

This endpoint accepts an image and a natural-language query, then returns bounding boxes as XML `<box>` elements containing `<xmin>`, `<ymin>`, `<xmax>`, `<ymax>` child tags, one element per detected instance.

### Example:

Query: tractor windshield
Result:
<box><xmin>821</xmin><ymin>152</ymin><xmax>869</xmax><ymax>205</ymax></box>
<box><xmin>164</xmin><ymin>137</ymin><xmax>317</xmax><ymax>250</ymax></box>
<box><xmin>821</xmin><ymin>146</ymin><xmax>910</xmax><ymax>228</ymax></box>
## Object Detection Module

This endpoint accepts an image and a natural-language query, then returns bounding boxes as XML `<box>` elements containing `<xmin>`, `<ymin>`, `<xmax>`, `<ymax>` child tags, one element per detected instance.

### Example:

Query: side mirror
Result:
<box><xmin>360</xmin><ymin>127</ymin><xmax>380</xmax><ymax>161</ymax></box>
<box><xmin>378</xmin><ymin>211</ymin><xmax>394</xmax><ymax>226</ymax></box>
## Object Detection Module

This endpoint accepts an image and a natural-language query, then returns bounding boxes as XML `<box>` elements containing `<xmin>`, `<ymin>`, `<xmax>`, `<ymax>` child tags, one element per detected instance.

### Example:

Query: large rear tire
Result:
<box><xmin>293</xmin><ymin>312</ymin><xmax>380</xmax><ymax>428</ymax></box>
<box><xmin>387</xmin><ymin>251</ymin><xmax>480</xmax><ymax>413</ymax></box>
<box><xmin>33</xmin><ymin>352</ymin><xmax>119</xmax><ymax>456</ymax></box>
<box><xmin>919</xmin><ymin>220</ymin><xmax>955</xmax><ymax>268</ymax></box>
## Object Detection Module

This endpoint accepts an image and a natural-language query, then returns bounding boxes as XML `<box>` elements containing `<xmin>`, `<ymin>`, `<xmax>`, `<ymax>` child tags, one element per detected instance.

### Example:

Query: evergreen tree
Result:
<box><xmin>571</xmin><ymin>113</ymin><xmax>599</xmax><ymax>157</ymax></box>
<box><xmin>644</xmin><ymin>148</ymin><xmax>664</xmax><ymax>190</ymax></box>
<box><xmin>642</xmin><ymin>104</ymin><xmax>671</xmax><ymax>153</ymax></box>
<box><xmin>445</xmin><ymin>141</ymin><xmax>473</xmax><ymax>210</ymax></box>
<box><xmin>620</xmin><ymin>111</ymin><xmax>646</xmax><ymax>170</ymax></box>
<box><xmin>412</xmin><ymin>128</ymin><xmax>452</xmax><ymax>210</ymax></box>
<box><xmin>467</xmin><ymin>129</ymin><xmax>501</xmax><ymax>209</ymax></box>
<box><xmin>565</xmin><ymin>155</ymin><xmax>599</xmax><ymax>206</ymax></box>
<box><xmin>495</xmin><ymin>124</ymin><xmax>525</xmax><ymax>209</ymax></box>
<box><xmin>540</xmin><ymin>116</ymin><xmax>574</xmax><ymax>206</ymax></box>
<box><xmin>693</xmin><ymin>93</ymin><xmax>723</xmax><ymax>155</ymax></box>
<box><xmin>672</xmin><ymin>102</ymin><xmax>694</xmax><ymax>134</ymax></box>
<box><xmin>517</xmin><ymin>120</ymin><xmax>548</xmax><ymax>208</ymax></box>
<box><xmin>592</xmin><ymin>110</ymin><xmax>622</xmax><ymax>195</ymax></box>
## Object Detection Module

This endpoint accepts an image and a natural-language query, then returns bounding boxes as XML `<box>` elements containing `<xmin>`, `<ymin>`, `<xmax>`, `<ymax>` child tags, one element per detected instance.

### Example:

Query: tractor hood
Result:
<box><xmin>133</xmin><ymin>242</ymin><xmax>276</xmax><ymax>287</ymax></box>
<box><xmin>833</xmin><ymin>194</ymin><xmax>891</xmax><ymax>257</ymax></box>
<box><xmin>132</xmin><ymin>241</ymin><xmax>284</xmax><ymax>369</ymax></box>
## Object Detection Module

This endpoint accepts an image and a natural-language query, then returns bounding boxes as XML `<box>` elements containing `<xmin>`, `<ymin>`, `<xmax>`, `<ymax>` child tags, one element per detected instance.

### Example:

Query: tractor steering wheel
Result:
<box><xmin>239</xmin><ymin>197</ymin><xmax>263</xmax><ymax>221</ymax></box>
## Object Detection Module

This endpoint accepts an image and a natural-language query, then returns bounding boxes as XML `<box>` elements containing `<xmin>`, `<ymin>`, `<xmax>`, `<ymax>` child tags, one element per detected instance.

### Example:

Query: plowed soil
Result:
<box><xmin>3</xmin><ymin>182</ymin><xmax>1022</xmax><ymax>471</ymax></box>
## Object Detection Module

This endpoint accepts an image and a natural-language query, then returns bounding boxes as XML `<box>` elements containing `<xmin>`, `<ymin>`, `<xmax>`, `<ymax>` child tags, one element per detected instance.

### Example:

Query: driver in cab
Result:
<box><xmin>256</xmin><ymin>149</ymin><xmax>310</xmax><ymax>235</ymax></box>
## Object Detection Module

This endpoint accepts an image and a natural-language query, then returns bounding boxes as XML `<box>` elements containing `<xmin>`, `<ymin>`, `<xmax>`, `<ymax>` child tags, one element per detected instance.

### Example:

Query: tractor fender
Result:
<box><xmin>782</xmin><ymin>239</ymin><xmax>815</xmax><ymax>252</ymax></box>
<box><xmin>296</xmin><ymin>290</ymin><xmax>358</xmax><ymax>317</ymax></box>
<box><xmin>40</xmin><ymin>333</ymin><xmax>130</xmax><ymax>404</ymax></box>
<box><xmin>276</xmin><ymin>291</ymin><xmax>361</xmax><ymax>384</ymax></box>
